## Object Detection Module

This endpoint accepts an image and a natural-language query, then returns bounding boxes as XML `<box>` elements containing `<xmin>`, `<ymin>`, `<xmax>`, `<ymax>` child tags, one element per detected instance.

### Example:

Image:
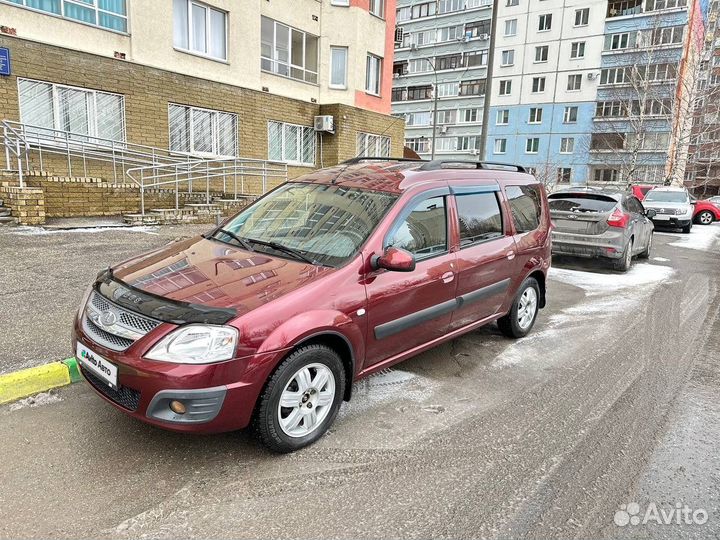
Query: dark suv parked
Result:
<box><xmin>72</xmin><ymin>159</ymin><xmax>551</xmax><ymax>452</ymax></box>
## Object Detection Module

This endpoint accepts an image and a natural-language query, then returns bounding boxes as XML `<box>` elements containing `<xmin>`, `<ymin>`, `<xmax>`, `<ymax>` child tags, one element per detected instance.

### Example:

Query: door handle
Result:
<box><xmin>441</xmin><ymin>271</ymin><xmax>454</xmax><ymax>284</ymax></box>
<box><xmin>506</xmin><ymin>251</ymin><xmax>516</xmax><ymax>260</ymax></box>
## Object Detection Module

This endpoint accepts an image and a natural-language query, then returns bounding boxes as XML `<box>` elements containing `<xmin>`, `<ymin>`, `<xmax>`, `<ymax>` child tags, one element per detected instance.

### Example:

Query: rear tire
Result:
<box><xmin>253</xmin><ymin>344</ymin><xmax>345</xmax><ymax>453</ymax></box>
<box><xmin>638</xmin><ymin>233</ymin><xmax>652</xmax><ymax>259</ymax></box>
<box><xmin>614</xmin><ymin>238</ymin><xmax>633</xmax><ymax>272</ymax></box>
<box><xmin>498</xmin><ymin>277</ymin><xmax>540</xmax><ymax>339</ymax></box>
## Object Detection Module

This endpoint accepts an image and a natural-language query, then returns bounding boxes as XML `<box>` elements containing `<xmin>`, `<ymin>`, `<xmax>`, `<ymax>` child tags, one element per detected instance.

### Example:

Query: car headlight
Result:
<box><xmin>145</xmin><ymin>325</ymin><xmax>238</xmax><ymax>364</ymax></box>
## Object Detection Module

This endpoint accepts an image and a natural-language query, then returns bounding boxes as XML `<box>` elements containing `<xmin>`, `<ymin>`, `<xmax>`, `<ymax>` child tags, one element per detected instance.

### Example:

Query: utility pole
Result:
<box><xmin>428</xmin><ymin>57</ymin><xmax>439</xmax><ymax>160</ymax></box>
<box><xmin>479</xmin><ymin>0</ymin><xmax>499</xmax><ymax>161</ymax></box>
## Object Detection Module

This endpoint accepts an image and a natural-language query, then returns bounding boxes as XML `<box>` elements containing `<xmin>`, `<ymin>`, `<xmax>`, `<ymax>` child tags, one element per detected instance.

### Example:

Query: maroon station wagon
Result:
<box><xmin>72</xmin><ymin>158</ymin><xmax>551</xmax><ymax>452</ymax></box>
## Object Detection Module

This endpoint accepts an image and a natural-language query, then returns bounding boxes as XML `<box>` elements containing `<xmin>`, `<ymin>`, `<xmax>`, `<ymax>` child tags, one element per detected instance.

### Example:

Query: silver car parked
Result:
<box><xmin>549</xmin><ymin>189</ymin><xmax>655</xmax><ymax>272</ymax></box>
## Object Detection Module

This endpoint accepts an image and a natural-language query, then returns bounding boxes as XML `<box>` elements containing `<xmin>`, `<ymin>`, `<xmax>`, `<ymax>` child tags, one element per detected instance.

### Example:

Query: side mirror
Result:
<box><xmin>370</xmin><ymin>246</ymin><xmax>416</xmax><ymax>272</ymax></box>
<box><xmin>691</xmin><ymin>200</ymin><xmax>697</xmax><ymax>205</ymax></box>
<box><xmin>645</xmin><ymin>209</ymin><xmax>657</xmax><ymax>218</ymax></box>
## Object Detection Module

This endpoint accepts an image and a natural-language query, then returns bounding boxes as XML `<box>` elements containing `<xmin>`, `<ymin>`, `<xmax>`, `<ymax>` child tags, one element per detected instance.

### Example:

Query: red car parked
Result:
<box><xmin>690</xmin><ymin>196</ymin><xmax>720</xmax><ymax>225</ymax></box>
<box><xmin>72</xmin><ymin>159</ymin><xmax>551</xmax><ymax>452</ymax></box>
<box><xmin>631</xmin><ymin>184</ymin><xmax>656</xmax><ymax>201</ymax></box>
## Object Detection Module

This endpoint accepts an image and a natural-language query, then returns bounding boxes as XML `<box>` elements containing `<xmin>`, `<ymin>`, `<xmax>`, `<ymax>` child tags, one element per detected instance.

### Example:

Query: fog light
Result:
<box><xmin>169</xmin><ymin>400</ymin><xmax>186</xmax><ymax>414</ymax></box>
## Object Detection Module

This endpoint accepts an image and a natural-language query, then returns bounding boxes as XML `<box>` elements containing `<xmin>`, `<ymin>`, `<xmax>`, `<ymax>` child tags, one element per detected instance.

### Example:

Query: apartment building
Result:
<box><xmin>0</xmin><ymin>0</ymin><xmax>404</xmax><ymax>179</ymax></box>
<box><xmin>487</xmin><ymin>0</ymin><xmax>606</xmax><ymax>185</ymax></box>
<box><xmin>687</xmin><ymin>0</ymin><xmax>720</xmax><ymax>196</ymax></box>
<box><xmin>391</xmin><ymin>0</ymin><xmax>493</xmax><ymax>160</ymax></box>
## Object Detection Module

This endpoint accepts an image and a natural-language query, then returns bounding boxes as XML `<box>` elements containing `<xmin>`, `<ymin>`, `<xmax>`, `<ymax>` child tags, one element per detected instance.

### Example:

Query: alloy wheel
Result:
<box><xmin>278</xmin><ymin>363</ymin><xmax>336</xmax><ymax>438</ymax></box>
<box><xmin>517</xmin><ymin>287</ymin><xmax>538</xmax><ymax>331</ymax></box>
<box><xmin>699</xmin><ymin>211</ymin><xmax>713</xmax><ymax>225</ymax></box>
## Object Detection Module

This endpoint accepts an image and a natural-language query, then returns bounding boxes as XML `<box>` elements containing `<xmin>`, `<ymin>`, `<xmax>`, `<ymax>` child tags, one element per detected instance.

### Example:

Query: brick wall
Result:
<box><xmin>0</xmin><ymin>185</ymin><xmax>45</xmax><ymax>225</ymax></box>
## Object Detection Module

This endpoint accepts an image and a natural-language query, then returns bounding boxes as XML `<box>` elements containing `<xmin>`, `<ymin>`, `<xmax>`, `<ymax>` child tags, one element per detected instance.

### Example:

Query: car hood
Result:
<box><xmin>111</xmin><ymin>236</ymin><xmax>334</xmax><ymax>318</ymax></box>
<box><xmin>643</xmin><ymin>200</ymin><xmax>691</xmax><ymax>209</ymax></box>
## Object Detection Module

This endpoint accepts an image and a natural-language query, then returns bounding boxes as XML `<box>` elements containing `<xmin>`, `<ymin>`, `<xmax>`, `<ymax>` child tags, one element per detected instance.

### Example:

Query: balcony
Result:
<box><xmin>607</xmin><ymin>0</ymin><xmax>643</xmax><ymax>18</ymax></box>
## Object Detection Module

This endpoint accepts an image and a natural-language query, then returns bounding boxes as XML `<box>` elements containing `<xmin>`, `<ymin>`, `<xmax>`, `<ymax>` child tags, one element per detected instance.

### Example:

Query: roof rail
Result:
<box><xmin>340</xmin><ymin>156</ymin><xmax>425</xmax><ymax>165</ymax></box>
<box><xmin>419</xmin><ymin>160</ymin><xmax>527</xmax><ymax>173</ymax></box>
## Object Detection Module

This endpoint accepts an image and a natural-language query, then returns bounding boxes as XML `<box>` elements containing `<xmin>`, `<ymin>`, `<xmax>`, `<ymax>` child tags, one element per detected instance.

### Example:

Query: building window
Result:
<box><xmin>591</xmin><ymin>133</ymin><xmax>626</xmax><ymax>150</ymax></box>
<box><xmin>496</xmin><ymin>109</ymin><xmax>510</xmax><ymax>125</ymax></box>
<box><xmin>570</xmin><ymin>41</ymin><xmax>586</xmax><ymax>59</ymax></box>
<box><xmin>567</xmin><ymin>74</ymin><xmax>582</xmax><ymax>91</ymax></box>
<box><xmin>357</xmin><ymin>132</ymin><xmax>391</xmax><ymax>157</ymax></box>
<box><xmin>410</xmin><ymin>2</ymin><xmax>436</xmax><ymax>19</ymax></box>
<box><xmin>405</xmin><ymin>111</ymin><xmax>432</xmax><ymax>126</ymax></box>
<box><xmin>458</xmin><ymin>136</ymin><xmax>480</xmax><ymax>152</ymax></box>
<box><xmin>438</xmin><ymin>24</ymin><xmax>464</xmax><ymax>42</ymax></box>
<box><xmin>437</xmin><ymin>82</ymin><xmax>459</xmax><ymax>97</ymax></box>
<box><xmin>501</xmin><ymin>50</ymin><xmax>515</xmax><ymax>66</ymax></box>
<box><xmin>557</xmin><ymin>168</ymin><xmax>572</xmax><ymax>183</ymax></box>
<box><xmin>436</xmin><ymin>109</ymin><xmax>457</xmax><ymax>125</ymax></box>
<box><xmin>506</xmin><ymin>0</ymin><xmax>519</xmax><ymax>6</ymax></box>
<box><xmin>173</xmin><ymin>0</ymin><xmax>227</xmax><ymax>60</ymax></box>
<box><xmin>504</xmin><ymin>19</ymin><xmax>518</xmax><ymax>36</ymax></box>
<box><xmin>535</xmin><ymin>45</ymin><xmax>549</xmax><ymax>63</ymax></box>
<box><xmin>531</xmin><ymin>77</ymin><xmax>546</xmax><ymax>93</ymax></box>
<box><xmin>369</xmin><ymin>0</ymin><xmax>385</xmax><ymax>17</ymax></box>
<box><xmin>538</xmin><ymin>14</ymin><xmax>552</xmax><ymax>31</ymax></box>
<box><xmin>574</xmin><ymin>7</ymin><xmax>589</xmax><ymax>26</ymax></box>
<box><xmin>499</xmin><ymin>80</ymin><xmax>512</xmax><ymax>96</ymax></box>
<box><xmin>169</xmin><ymin>104</ymin><xmax>237</xmax><ymax>157</ymax></box>
<box><xmin>646</xmin><ymin>0</ymin><xmax>689</xmax><ymax>11</ymax></box>
<box><xmin>466</xmin><ymin>19</ymin><xmax>491</xmax><ymax>38</ymax></box>
<box><xmin>366</xmin><ymin>54</ymin><xmax>382</xmax><ymax>95</ymax></box>
<box><xmin>436</xmin><ymin>53</ymin><xmax>463</xmax><ymax>71</ymax></box>
<box><xmin>5</xmin><ymin>0</ymin><xmax>128</xmax><ymax>32</ymax></box>
<box><xmin>329</xmin><ymin>46</ymin><xmax>348</xmax><ymax>88</ymax></box>
<box><xmin>465</xmin><ymin>50</ymin><xmax>488</xmax><ymax>67</ymax></box>
<box><xmin>261</xmin><ymin>16</ymin><xmax>319</xmax><ymax>84</ymax></box>
<box><xmin>594</xmin><ymin>168</ymin><xmax>621</xmax><ymax>182</ymax></box>
<box><xmin>459</xmin><ymin>108</ymin><xmax>483</xmax><ymax>123</ymax></box>
<box><xmin>460</xmin><ymin>79</ymin><xmax>486</xmax><ymax>96</ymax></box>
<box><xmin>408</xmin><ymin>59</ymin><xmax>432</xmax><ymax>74</ymax></box>
<box><xmin>405</xmin><ymin>137</ymin><xmax>429</xmax><ymax>153</ymax></box>
<box><xmin>651</xmin><ymin>25</ymin><xmax>685</xmax><ymax>46</ymax></box>
<box><xmin>331</xmin><ymin>0</ymin><xmax>350</xmax><ymax>5</ymax></box>
<box><xmin>525</xmin><ymin>138</ymin><xmax>539</xmax><ymax>153</ymax></box>
<box><xmin>560</xmin><ymin>137</ymin><xmax>575</xmax><ymax>153</ymax></box>
<box><xmin>528</xmin><ymin>107</ymin><xmax>542</xmax><ymax>124</ymax></box>
<box><xmin>494</xmin><ymin>138</ymin><xmax>507</xmax><ymax>154</ymax></box>
<box><xmin>606</xmin><ymin>32</ymin><xmax>631</xmax><ymax>50</ymax></box>
<box><xmin>17</xmin><ymin>78</ymin><xmax>126</xmax><ymax>143</ymax></box>
<box><xmin>563</xmin><ymin>106</ymin><xmax>578</xmax><ymax>123</ymax></box>
<box><xmin>268</xmin><ymin>121</ymin><xmax>315</xmax><ymax>165</ymax></box>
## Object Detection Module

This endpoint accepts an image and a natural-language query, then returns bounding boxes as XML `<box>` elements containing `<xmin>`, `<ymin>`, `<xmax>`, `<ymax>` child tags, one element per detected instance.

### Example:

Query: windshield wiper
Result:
<box><xmin>244</xmin><ymin>237</ymin><xmax>317</xmax><ymax>265</ymax></box>
<box><xmin>207</xmin><ymin>228</ymin><xmax>254</xmax><ymax>252</ymax></box>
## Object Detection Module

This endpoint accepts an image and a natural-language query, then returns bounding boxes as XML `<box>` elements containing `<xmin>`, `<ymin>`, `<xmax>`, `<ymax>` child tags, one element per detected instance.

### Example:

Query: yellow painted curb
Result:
<box><xmin>0</xmin><ymin>363</ymin><xmax>71</xmax><ymax>405</ymax></box>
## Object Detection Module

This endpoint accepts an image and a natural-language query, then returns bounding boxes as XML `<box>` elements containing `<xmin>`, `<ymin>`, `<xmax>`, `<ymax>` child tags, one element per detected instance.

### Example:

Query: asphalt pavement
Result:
<box><xmin>0</xmin><ymin>223</ymin><xmax>718</xmax><ymax>540</ymax></box>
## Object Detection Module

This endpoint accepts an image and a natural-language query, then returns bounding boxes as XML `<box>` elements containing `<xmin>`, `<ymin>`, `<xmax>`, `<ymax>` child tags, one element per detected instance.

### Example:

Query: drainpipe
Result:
<box><xmin>479</xmin><ymin>0</ymin><xmax>499</xmax><ymax>161</ymax></box>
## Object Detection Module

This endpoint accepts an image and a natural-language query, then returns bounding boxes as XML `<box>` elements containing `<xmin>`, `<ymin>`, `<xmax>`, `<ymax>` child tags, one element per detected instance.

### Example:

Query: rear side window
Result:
<box><xmin>387</xmin><ymin>196</ymin><xmax>447</xmax><ymax>259</ymax></box>
<box><xmin>456</xmin><ymin>193</ymin><xmax>503</xmax><ymax>247</ymax></box>
<box><xmin>506</xmin><ymin>185</ymin><xmax>542</xmax><ymax>233</ymax></box>
<box><xmin>625</xmin><ymin>196</ymin><xmax>644</xmax><ymax>214</ymax></box>
<box><xmin>548</xmin><ymin>193</ymin><xmax>617</xmax><ymax>213</ymax></box>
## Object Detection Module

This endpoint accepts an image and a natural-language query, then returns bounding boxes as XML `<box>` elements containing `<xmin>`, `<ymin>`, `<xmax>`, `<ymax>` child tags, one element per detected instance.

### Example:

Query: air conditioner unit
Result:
<box><xmin>440</xmin><ymin>125</ymin><xmax>448</xmax><ymax>133</ymax></box>
<box><xmin>410</xmin><ymin>43</ymin><xmax>419</xmax><ymax>51</ymax></box>
<box><xmin>470</xmin><ymin>148</ymin><xmax>480</xmax><ymax>156</ymax></box>
<box><xmin>394</xmin><ymin>26</ymin><xmax>404</xmax><ymax>44</ymax></box>
<box><xmin>314</xmin><ymin>115</ymin><xmax>334</xmax><ymax>133</ymax></box>
<box><xmin>393</xmin><ymin>72</ymin><xmax>400</xmax><ymax>79</ymax></box>
<box><xmin>479</xmin><ymin>33</ymin><xmax>490</xmax><ymax>40</ymax></box>
<box><xmin>587</xmin><ymin>72</ymin><xmax>598</xmax><ymax>80</ymax></box>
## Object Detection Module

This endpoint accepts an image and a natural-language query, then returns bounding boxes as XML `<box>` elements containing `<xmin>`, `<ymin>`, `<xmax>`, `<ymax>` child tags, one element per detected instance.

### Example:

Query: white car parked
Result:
<box><xmin>642</xmin><ymin>187</ymin><xmax>694</xmax><ymax>234</ymax></box>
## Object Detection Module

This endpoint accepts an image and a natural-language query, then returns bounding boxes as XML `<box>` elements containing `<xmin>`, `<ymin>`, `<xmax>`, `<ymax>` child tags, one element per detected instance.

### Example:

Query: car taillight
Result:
<box><xmin>607</xmin><ymin>208</ymin><xmax>630</xmax><ymax>228</ymax></box>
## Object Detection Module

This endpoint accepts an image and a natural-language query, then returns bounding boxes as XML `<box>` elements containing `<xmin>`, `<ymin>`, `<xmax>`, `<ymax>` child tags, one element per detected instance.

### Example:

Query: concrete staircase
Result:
<box><xmin>123</xmin><ymin>195</ymin><xmax>256</xmax><ymax>226</ymax></box>
<box><xmin>0</xmin><ymin>198</ymin><xmax>16</xmax><ymax>226</ymax></box>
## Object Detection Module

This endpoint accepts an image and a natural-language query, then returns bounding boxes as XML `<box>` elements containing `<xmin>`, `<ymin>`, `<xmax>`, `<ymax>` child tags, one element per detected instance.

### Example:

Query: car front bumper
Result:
<box><xmin>650</xmin><ymin>215</ymin><xmax>692</xmax><ymax>228</ymax></box>
<box><xmin>72</xmin><ymin>316</ymin><xmax>286</xmax><ymax>434</ymax></box>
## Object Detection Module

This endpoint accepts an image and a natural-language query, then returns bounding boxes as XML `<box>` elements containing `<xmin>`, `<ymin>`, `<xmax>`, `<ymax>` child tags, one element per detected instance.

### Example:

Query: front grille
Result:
<box><xmin>82</xmin><ymin>291</ymin><xmax>162</xmax><ymax>351</ymax></box>
<box><xmin>655</xmin><ymin>207</ymin><xmax>681</xmax><ymax>215</ymax></box>
<box><xmin>82</xmin><ymin>317</ymin><xmax>135</xmax><ymax>350</ymax></box>
<box><xmin>81</xmin><ymin>366</ymin><xmax>141</xmax><ymax>412</ymax></box>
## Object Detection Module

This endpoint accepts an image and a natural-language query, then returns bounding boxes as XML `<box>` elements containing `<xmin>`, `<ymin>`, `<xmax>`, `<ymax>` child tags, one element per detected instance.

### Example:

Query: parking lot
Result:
<box><xmin>1</xmin><ymin>222</ymin><xmax>719</xmax><ymax>539</ymax></box>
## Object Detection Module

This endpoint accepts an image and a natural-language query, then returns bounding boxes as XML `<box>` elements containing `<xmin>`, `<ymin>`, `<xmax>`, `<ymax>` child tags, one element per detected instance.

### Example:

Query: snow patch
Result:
<box><xmin>8</xmin><ymin>391</ymin><xmax>62</xmax><ymax>411</ymax></box>
<box><xmin>667</xmin><ymin>224</ymin><xmax>720</xmax><ymax>252</ymax></box>
<box><xmin>652</xmin><ymin>257</ymin><xmax>670</xmax><ymax>262</ymax></box>
<box><xmin>11</xmin><ymin>225</ymin><xmax>159</xmax><ymax>236</ymax></box>
<box><xmin>548</xmin><ymin>263</ymin><xmax>675</xmax><ymax>294</ymax></box>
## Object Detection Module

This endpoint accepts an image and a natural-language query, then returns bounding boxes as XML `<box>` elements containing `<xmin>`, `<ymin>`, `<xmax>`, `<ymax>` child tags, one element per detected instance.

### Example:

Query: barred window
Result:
<box><xmin>169</xmin><ymin>104</ymin><xmax>237</xmax><ymax>157</ymax></box>
<box><xmin>268</xmin><ymin>121</ymin><xmax>315</xmax><ymax>165</ymax></box>
<box><xmin>18</xmin><ymin>78</ymin><xmax>125</xmax><ymax>144</ymax></box>
<box><xmin>357</xmin><ymin>132</ymin><xmax>391</xmax><ymax>157</ymax></box>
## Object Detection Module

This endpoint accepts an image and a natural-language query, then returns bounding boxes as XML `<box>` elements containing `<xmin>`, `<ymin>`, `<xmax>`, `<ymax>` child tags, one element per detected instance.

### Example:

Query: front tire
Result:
<box><xmin>254</xmin><ymin>344</ymin><xmax>345</xmax><ymax>453</ymax></box>
<box><xmin>498</xmin><ymin>277</ymin><xmax>540</xmax><ymax>339</ymax></box>
<box><xmin>697</xmin><ymin>211</ymin><xmax>713</xmax><ymax>225</ymax></box>
<box><xmin>682</xmin><ymin>223</ymin><xmax>692</xmax><ymax>234</ymax></box>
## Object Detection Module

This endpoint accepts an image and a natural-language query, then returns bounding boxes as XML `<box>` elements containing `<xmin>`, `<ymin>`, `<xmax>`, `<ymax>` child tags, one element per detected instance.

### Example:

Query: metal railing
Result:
<box><xmin>2</xmin><ymin>120</ymin><xmax>288</xmax><ymax>215</ymax></box>
<box><xmin>126</xmin><ymin>158</ymin><xmax>288</xmax><ymax>215</ymax></box>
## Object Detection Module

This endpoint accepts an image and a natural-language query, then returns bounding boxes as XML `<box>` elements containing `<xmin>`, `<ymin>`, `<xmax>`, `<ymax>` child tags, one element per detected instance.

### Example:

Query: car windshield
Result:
<box><xmin>548</xmin><ymin>193</ymin><xmax>617</xmax><ymax>213</ymax></box>
<box><xmin>217</xmin><ymin>183</ymin><xmax>397</xmax><ymax>267</ymax></box>
<box><xmin>643</xmin><ymin>191</ymin><xmax>688</xmax><ymax>203</ymax></box>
